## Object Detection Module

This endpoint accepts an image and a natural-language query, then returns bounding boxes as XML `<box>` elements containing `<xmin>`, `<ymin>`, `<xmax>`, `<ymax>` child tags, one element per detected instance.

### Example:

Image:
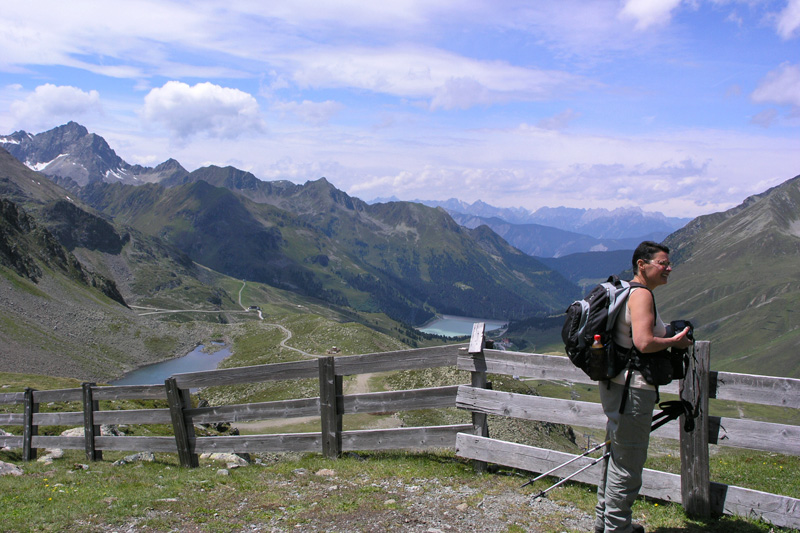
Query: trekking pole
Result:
<box><xmin>531</xmin><ymin>451</ymin><xmax>610</xmax><ymax>499</ymax></box>
<box><xmin>525</xmin><ymin>400</ymin><xmax>696</xmax><ymax>495</ymax></box>
<box><xmin>521</xmin><ymin>439</ymin><xmax>609</xmax><ymax>488</ymax></box>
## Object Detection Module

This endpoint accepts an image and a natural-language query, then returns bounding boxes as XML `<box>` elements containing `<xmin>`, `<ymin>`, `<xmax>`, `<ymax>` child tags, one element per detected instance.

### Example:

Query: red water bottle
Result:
<box><xmin>591</xmin><ymin>334</ymin><xmax>603</xmax><ymax>352</ymax></box>
<box><xmin>587</xmin><ymin>334</ymin><xmax>606</xmax><ymax>379</ymax></box>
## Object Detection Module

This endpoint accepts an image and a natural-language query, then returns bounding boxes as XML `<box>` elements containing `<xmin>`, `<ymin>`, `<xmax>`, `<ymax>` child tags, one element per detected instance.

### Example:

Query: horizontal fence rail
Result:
<box><xmin>453</xmin><ymin>330</ymin><xmax>800</xmax><ymax>530</ymax></box>
<box><xmin>456</xmin><ymin>348</ymin><xmax>800</xmax><ymax>457</ymax></box>
<box><xmin>0</xmin><ymin>344</ymin><xmax>471</xmax><ymax>463</ymax></box>
<box><xmin>1</xmin><ymin>330</ymin><xmax>799</xmax><ymax>528</ymax></box>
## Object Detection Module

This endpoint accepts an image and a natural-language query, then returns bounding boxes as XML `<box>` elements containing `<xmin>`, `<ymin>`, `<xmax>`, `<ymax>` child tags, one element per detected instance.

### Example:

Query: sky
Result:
<box><xmin>1</xmin><ymin>0</ymin><xmax>799</xmax><ymax>218</ymax></box>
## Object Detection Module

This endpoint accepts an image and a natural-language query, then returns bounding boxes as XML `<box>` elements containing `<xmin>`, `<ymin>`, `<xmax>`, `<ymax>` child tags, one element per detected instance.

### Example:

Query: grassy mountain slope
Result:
<box><xmin>79</xmin><ymin>177</ymin><xmax>580</xmax><ymax>325</ymax></box>
<box><xmin>0</xmin><ymin>148</ymin><xmax>71</xmax><ymax>206</ymax></box>
<box><xmin>659</xmin><ymin>174</ymin><xmax>800</xmax><ymax>377</ymax></box>
<box><xmin>0</xmin><ymin>197</ymin><xmax>210</xmax><ymax>380</ymax></box>
<box><xmin>0</xmin><ymin>147</ymin><xmax>248</xmax><ymax>314</ymax></box>
<box><xmin>0</xmin><ymin>148</ymin><xmax>279</xmax><ymax>380</ymax></box>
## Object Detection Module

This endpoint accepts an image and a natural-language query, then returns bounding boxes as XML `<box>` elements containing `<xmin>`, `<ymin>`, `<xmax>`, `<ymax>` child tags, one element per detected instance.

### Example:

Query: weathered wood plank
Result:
<box><xmin>93</xmin><ymin>408</ymin><xmax>173</xmax><ymax>426</ymax></box>
<box><xmin>455</xmin><ymin>385</ymin><xmax>609</xmax><ymax>432</ymax></box>
<box><xmin>83</xmin><ymin>382</ymin><xmax>102</xmax><ymax>461</ymax></box>
<box><xmin>33</xmin><ymin>388</ymin><xmax>83</xmax><ymax>403</ymax></box>
<box><xmin>193</xmin><ymin>433</ymin><xmax>322</xmax><ymax>454</ymax></box>
<box><xmin>455</xmin><ymin>433</ymin><xmax>682</xmax><ymax>503</ymax></box>
<box><xmin>0</xmin><ymin>435</ymin><xmax>23</xmax><ymax>448</ymax></box>
<box><xmin>186</xmin><ymin>398</ymin><xmax>320</xmax><ymax>424</ymax></box>
<box><xmin>91</xmin><ymin>384</ymin><xmax>167</xmax><ymax>401</ymax></box>
<box><xmin>681</xmin><ymin>340</ymin><xmax>710</xmax><ymax>517</ymax></box>
<box><xmin>341</xmin><ymin>386</ymin><xmax>459</xmax><ymax>415</ymax></box>
<box><xmin>172</xmin><ymin>359</ymin><xmax>319</xmax><ymax>389</ymax></box>
<box><xmin>457</xmin><ymin>385</ymin><xmax>798</xmax><ymax>454</ymax></box>
<box><xmin>342</xmin><ymin>424</ymin><xmax>473</xmax><ymax>451</ymax></box>
<box><xmin>95</xmin><ymin>436</ymin><xmax>178</xmax><ymax>452</ymax></box>
<box><xmin>22</xmin><ymin>388</ymin><xmax>38</xmax><ymax>461</ymax></box>
<box><xmin>30</xmin><ymin>436</ymin><xmax>84</xmax><ymax>449</ymax></box>
<box><xmin>332</xmin><ymin>345</ymin><xmax>464</xmax><ymax>376</ymax></box>
<box><xmin>468</xmin><ymin>334</ymin><xmax>489</xmax><ymax>474</ymax></box>
<box><xmin>710</xmin><ymin>416</ymin><xmax>800</xmax><ymax>455</ymax></box>
<box><xmin>165</xmin><ymin>378</ymin><xmax>198</xmax><ymax>468</ymax></box>
<box><xmin>711</xmin><ymin>481</ymin><xmax>800</xmax><ymax>530</ymax></box>
<box><xmin>0</xmin><ymin>392</ymin><xmax>25</xmax><ymax>404</ymax></box>
<box><xmin>457</xmin><ymin>350</ymin><xmax>681</xmax><ymax>394</ymax></box>
<box><xmin>458</xmin><ymin>350</ymin><xmax>586</xmax><ymax>383</ymax></box>
<box><xmin>469</xmin><ymin>323</ymin><xmax>485</xmax><ymax>354</ymax></box>
<box><xmin>319</xmin><ymin>357</ymin><xmax>342</xmax><ymax>459</ymax></box>
<box><xmin>33</xmin><ymin>412</ymin><xmax>83</xmax><ymax>426</ymax></box>
<box><xmin>711</xmin><ymin>371</ymin><xmax>800</xmax><ymax>408</ymax></box>
<box><xmin>459</xmin><ymin>346</ymin><xmax>800</xmax><ymax>404</ymax></box>
<box><xmin>0</xmin><ymin>413</ymin><xmax>24</xmax><ymax>425</ymax></box>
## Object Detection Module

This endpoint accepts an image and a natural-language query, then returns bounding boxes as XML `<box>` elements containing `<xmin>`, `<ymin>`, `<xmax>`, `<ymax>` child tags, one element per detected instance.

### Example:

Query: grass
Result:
<box><xmin>2</xmin><ymin>312</ymin><xmax>798</xmax><ymax>532</ymax></box>
<box><xmin>0</xmin><ymin>447</ymin><xmax>792</xmax><ymax>533</ymax></box>
<box><xmin>0</xmin><ymin>267</ymin><xmax>49</xmax><ymax>298</ymax></box>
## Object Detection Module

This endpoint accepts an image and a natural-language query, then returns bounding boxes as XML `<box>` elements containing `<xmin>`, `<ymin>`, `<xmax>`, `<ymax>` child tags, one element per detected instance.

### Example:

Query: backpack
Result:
<box><xmin>561</xmin><ymin>275</ymin><xmax>642</xmax><ymax>380</ymax></box>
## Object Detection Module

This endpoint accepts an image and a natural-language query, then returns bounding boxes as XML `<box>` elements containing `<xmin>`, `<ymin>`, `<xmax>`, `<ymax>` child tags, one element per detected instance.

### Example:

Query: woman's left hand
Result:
<box><xmin>671</xmin><ymin>327</ymin><xmax>693</xmax><ymax>349</ymax></box>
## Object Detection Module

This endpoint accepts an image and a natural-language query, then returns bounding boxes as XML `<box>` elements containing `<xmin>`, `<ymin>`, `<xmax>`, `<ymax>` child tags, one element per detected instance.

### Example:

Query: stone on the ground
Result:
<box><xmin>0</xmin><ymin>461</ymin><xmax>23</xmax><ymax>476</ymax></box>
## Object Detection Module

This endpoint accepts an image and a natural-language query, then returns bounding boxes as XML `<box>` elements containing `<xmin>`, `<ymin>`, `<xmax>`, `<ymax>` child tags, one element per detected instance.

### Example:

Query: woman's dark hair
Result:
<box><xmin>632</xmin><ymin>241</ymin><xmax>670</xmax><ymax>274</ymax></box>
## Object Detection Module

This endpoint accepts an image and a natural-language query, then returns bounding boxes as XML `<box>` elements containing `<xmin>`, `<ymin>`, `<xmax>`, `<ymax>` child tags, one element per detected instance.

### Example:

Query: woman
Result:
<box><xmin>594</xmin><ymin>241</ymin><xmax>693</xmax><ymax>533</ymax></box>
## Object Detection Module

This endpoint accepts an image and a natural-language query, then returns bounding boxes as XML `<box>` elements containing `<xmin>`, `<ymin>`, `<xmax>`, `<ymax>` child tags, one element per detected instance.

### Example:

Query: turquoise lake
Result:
<box><xmin>418</xmin><ymin>315</ymin><xmax>507</xmax><ymax>338</ymax></box>
<box><xmin>110</xmin><ymin>344</ymin><xmax>231</xmax><ymax>386</ymax></box>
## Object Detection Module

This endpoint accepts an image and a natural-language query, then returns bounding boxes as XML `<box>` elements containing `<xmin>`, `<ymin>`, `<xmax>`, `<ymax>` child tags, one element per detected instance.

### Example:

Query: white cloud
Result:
<box><xmin>330</xmin><ymin>122</ymin><xmax>799</xmax><ymax>218</ymax></box>
<box><xmin>272</xmin><ymin>100</ymin><xmax>344</xmax><ymax>125</ymax></box>
<box><xmin>536</xmin><ymin>109</ymin><xmax>581</xmax><ymax>131</ymax></box>
<box><xmin>257</xmin><ymin>156</ymin><xmax>347</xmax><ymax>182</ymax></box>
<box><xmin>288</xmin><ymin>45</ymin><xmax>588</xmax><ymax>110</ymax></box>
<box><xmin>9</xmin><ymin>84</ymin><xmax>102</xmax><ymax>130</ymax></box>
<box><xmin>777</xmin><ymin>0</ymin><xmax>800</xmax><ymax>39</ymax></box>
<box><xmin>430</xmin><ymin>77</ymin><xmax>493</xmax><ymax>110</ymax></box>
<box><xmin>619</xmin><ymin>0</ymin><xmax>683</xmax><ymax>30</ymax></box>
<box><xmin>751</xmin><ymin>62</ymin><xmax>800</xmax><ymax>114</ymax></box>
<box><xmin>142</xmin><ymin>81</ymin><xmax>264</xmax><ymax>140</ymax></box>
<box><xmin>750</xmin><ymin>108</ymin><xmax>779</xmax><ymax>128</ymax></box>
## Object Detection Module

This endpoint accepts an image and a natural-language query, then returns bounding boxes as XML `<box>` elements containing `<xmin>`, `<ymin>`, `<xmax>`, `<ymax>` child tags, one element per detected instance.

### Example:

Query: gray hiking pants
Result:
<box><xmin>594</xmin><ymin>379</ymin><xmax>657</xmax><ymax>533</ymax></box>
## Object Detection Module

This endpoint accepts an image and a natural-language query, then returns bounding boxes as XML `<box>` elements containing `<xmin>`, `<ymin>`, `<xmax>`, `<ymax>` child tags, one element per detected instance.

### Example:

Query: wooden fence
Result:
<box><xmin>0</xmin><ymin>345</ymin><xmax>472</xmax><ymax>467</ymax></box>
<box><xmin>1</xmin><ymin>327</ymin><xmax>798</xmax><ymax>529</ymax></box>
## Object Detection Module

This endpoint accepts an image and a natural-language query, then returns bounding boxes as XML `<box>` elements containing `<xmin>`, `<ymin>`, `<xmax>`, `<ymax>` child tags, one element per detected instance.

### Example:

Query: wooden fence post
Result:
<box><xmin>165</xmin><ymin>377</ymin><xmax>199</xmax><ymax>468</ymax></box>
<box><xmin>82</xmin><ymin>382</ymin><xmax>102</xmax><ymax>461</ymax></box>
<box><xmin>22</xmin><ymin>387</ymin><xmax>38</xmax><ymax>461</ymax></box>
<box><xmin>319</xmin><ymin>356</ymin><xmax>342</xmax><ymax>459</ymax></box>
<box><xmin>680</xmin><ymin>340</ymin><xmax>711</xmax><ymax>518</ymax></box>
<box><xmin>469</xmin><ymin>322</ymin><xmax>489</xmax><ymax>473</ymax></box>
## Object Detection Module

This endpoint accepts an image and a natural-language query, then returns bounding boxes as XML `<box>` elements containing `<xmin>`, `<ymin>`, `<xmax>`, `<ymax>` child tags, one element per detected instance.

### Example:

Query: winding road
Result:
<box><xmin>133</xmin><ymin>281</ymin><xmax>384</xmax><ymax>432</ymax></box>
<box><xmin>237</xmin><ymin>281</ymin><xmax>318</xmax><ymax>358</ymax></box>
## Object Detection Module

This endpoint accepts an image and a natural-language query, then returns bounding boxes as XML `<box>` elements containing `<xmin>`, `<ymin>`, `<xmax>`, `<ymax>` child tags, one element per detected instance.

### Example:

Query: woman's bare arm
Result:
<box><xmin>629</xmin><ymin>289</ymin><xmax>692</xmax><ymax>352</ymax></box>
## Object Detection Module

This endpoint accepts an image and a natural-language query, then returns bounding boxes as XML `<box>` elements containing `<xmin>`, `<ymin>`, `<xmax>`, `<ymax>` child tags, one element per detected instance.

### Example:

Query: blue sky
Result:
<box><xmin>1</xmin><ymin>0</ymin><xmax>798</xmax><ymax>218</ymax></box>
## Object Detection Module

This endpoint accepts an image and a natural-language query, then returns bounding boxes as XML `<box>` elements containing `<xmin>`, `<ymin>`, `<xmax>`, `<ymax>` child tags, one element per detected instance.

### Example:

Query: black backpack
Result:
<box><xmin>561</xmin><ymin>275</ymin><xmax>644</xmax><ymax>380</ymax></box>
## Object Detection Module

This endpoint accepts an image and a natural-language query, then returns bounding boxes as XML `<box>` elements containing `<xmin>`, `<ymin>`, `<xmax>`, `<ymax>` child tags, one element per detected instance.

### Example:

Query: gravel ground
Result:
<box><xmin>115</xmin><ymin>470</ymin><xmax>600</xmax><ymax>533</ymax></box>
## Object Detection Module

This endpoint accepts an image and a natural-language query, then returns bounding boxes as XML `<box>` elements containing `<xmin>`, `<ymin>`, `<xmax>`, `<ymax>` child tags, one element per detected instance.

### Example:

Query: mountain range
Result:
<box><xmin>5</xmin><ymin>123</ymin><xmax>685</xmax><ymax>259</ymax></box>
<box><xmin>0</xmin><ymin>123</ymin><xmax>581</xmax><ymax>360</ymax></box>
<box><xmin>447</xmin><ymin>213</ymin><xmax>656</xmax><ymax>258</ymax></box>
<box><xmin>380</xmin><ymin>197</ymin><xmax>690</xmax><ymax>240</ymax></box>
<box><xmin>2</xmin><ymin>122</ymin><xmax>799</xmax><ymax>380</ymax></box>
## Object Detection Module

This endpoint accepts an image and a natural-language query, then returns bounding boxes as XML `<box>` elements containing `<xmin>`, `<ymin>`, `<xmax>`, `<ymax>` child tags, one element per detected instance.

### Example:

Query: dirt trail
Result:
<box><xmin>233</xmin><ymin>371</ymin><xmax>404</xmax><ymax>433</ymax></box>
